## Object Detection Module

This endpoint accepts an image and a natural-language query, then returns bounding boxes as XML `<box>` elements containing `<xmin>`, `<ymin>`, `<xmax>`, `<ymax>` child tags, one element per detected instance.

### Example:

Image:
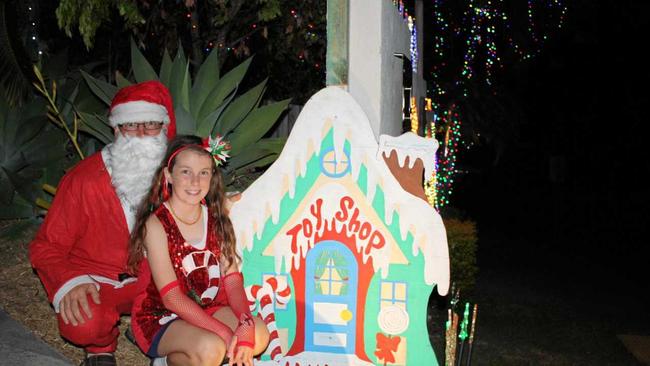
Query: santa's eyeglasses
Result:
<box><xmin>118</xmin><ymin>122</ymin><xmax>164</xmax><ymax>131</ymax></box>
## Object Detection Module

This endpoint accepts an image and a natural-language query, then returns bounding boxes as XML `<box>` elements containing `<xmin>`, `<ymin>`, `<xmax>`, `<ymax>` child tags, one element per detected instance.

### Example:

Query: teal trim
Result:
<box><xmin>241</xmin><ymin>127</ymin><xmax>440</xmax><ymax>364</ymax></box>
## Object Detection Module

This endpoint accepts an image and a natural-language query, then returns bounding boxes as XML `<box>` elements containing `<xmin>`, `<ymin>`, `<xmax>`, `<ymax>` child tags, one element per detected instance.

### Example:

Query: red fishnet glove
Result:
<box><xmin>160</xmin><ymin>280</ymin><xmax>234</xmax><ymax>345</ymax></box>
<box><xmin>222</xmin><ymin>272</ymin><xmax>255</xmax><ymax>349</ymax></box>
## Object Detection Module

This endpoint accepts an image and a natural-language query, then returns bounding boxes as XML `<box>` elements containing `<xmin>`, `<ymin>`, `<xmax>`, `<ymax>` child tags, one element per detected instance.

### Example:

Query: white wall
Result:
<box><xmin>348</xmin><ymin>0</ymin><xmax>424</xmax><ymax>140</ymax></box>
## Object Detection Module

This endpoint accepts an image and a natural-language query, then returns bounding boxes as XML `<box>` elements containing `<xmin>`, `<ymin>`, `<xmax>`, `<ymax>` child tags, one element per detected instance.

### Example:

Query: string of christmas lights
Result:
<box><xmin>393</xmin><ymin>1</ymin><xmax>418</xmax><ymax>73</ymax></box>
<box><xmin>435</xmin><ymin>105</ymin><xmax>461</xmax><ymax>209</ymax></box>
<box><xmin>424</xmin><ymin>0</ymin><xmax>566</xmax><ymax>208</ymax></box>
<box><xmin>408</xmin><ymin>16</ymin><xmax>418</xmax><ymax>73</ymax></box>
<box><xmin>26</xmin><ymin>1</ymin><xmax>42</xmax><ymax>58</ymax></box>
<box><xmin>410</xmin><ymin>96</ymin><xmax>419</xmax><ymax>133</ymax></box>
<box><xmin>430</xmin><ymin>0</ymin><xmax>567</xmax><ymax>99</ymax></box>
<box><xmin>424</xmin><ymin>98</ymin><xmax>437</xmax><ymax>208</ymax></box>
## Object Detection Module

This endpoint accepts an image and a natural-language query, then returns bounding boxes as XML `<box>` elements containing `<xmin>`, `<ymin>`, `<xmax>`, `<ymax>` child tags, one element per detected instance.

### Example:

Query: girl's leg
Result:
<box><xmin>155</xmin><ymin>320</ymin><xmax>228</xmax><ymax>366</ymax></box>
<box><xmin>212</xmin><ymin>307</ymin><xmax>271</xmax><ymax>355</ymax></box>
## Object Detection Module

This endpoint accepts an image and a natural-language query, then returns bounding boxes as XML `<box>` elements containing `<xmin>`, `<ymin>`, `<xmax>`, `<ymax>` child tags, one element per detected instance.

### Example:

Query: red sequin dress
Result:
<box><xmin>131</xmin><ymin>204</ymin><xmax>228</xmax><ymax>352</ymax></box>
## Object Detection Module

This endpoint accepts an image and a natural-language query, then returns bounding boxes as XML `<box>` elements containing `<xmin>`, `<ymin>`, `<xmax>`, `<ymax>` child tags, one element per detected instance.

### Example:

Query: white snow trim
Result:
<box><xmin>108</xmin><ymin>101</ymin><xmax>170</xmax><ymax>127</ymax></box>
<box><xmin>230</xmin><ymin>86</ymin><xmax>450</xmax><ymax>295</ymax></box>
<box><xmin>378</xmin><ymin>132</ymin><xmax>438</xmax><ymax>181</ymax></box>
<box><xmin>52</xmin><ymin>275</ymin><xmax>99</xmax><ymax>313</ymax></box>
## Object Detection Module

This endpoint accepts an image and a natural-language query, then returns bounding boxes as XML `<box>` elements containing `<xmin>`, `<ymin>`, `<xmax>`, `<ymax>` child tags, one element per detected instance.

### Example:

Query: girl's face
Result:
<box><xmin>165</xmin><ymin>149</ymin><xmax>214</xmax><ymax>205</ymax></box>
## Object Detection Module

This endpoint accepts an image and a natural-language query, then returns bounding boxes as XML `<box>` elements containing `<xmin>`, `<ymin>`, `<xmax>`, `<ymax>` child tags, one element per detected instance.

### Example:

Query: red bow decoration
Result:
<box><xmin>374</xmin><ymin>333</ymin><xmax>401</xmax><ymax>365</ymax></box>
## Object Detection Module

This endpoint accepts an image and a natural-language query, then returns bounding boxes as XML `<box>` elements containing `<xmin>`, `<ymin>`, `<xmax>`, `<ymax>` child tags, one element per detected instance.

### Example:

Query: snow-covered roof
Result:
<box><xmin>229</xmin><ymin>86</ymin><xmax>449</xmax><ymax>295</ymax></box>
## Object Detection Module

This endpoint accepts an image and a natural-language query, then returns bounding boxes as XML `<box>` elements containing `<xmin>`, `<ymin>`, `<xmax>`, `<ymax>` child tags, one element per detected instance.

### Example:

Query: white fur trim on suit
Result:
<box><xmin>108</xmin><ymin>101</ymin><xmax>170</xmax><ymax>127</ymax></box>
<box><xmin>52</xmin><ymin>275</ymin><xmax>99</xmax><ymax>313</ymax></box>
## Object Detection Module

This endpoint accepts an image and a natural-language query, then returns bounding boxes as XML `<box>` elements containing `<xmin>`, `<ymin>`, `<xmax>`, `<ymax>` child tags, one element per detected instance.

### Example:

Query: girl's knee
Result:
<box><xmin>187</xmin><ymin>334</ymin><xmax>226</xmax><ymax>366</ymax></box>
<box><xmin>254</xmin><ymin>317</ymin><xmax>270</xmax><ymax>355</ymax></box>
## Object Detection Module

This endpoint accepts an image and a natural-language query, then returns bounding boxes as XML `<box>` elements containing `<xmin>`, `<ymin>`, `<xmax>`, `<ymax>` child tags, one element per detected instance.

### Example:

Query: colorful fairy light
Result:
<box><xmin>424</xmin><ymin>98</ymin><xmax>437</xmax><ymax>208</ymax></box>
<box><xmin>431</xmin><ymin>0</ymin><xmax>567</xmax><ymax>96</ymax></box>
<box><xmin>393</xmin><ymin>2</ymin><xmax>419</xmax><ymax>73</ymax></box>
<box><xmin>434</xmin><ymin>105</ymin><xmax>461</xmax><ymax>210</ymax></box>
<box><xmin>424</xmin><ymin>0</ymin><xmax>566</xmax><ymax>207</ymax></box>
<box><xmin>410</xmin><ymin>96</ymin><xmax>418</xmax><ymax>134</ymax></box>
<box><xmin>408</xmin><ymin>16</ymin><xmax>418</xmax><ymax>73</ymax></box>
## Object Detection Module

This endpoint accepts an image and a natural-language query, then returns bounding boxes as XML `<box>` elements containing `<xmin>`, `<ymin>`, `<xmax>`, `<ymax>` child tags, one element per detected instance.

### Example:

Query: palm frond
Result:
<box><xmin>0</xmin><ymin>0</ymin><xmax>35</xmax><ymax>106</ymax></box>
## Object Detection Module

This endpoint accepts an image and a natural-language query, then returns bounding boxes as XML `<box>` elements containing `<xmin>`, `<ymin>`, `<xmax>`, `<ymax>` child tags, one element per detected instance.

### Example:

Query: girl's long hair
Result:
<box><xmin>127</xmin><ymin>135</ymin><xmax>239</xmax><ymax>274</ymax></box>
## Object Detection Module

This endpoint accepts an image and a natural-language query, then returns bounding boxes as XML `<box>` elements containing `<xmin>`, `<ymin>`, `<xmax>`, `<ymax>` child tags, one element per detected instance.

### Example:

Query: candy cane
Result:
<box><xmin>245</xmin><ymin>276</ymin><xmax>291</xmax><ymax>361</ymax></box>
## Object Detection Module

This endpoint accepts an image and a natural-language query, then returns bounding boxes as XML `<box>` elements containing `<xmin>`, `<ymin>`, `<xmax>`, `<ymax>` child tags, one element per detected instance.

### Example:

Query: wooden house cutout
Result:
<box><xmin>230</xmin><ymin>87</ymin><xmax>449</xmax><ymax>365</ymax></box>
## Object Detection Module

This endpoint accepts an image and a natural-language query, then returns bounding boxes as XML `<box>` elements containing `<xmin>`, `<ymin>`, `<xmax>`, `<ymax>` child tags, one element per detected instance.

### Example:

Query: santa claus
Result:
<box><xmin>29</xmin><ymin>81</ymin><xmax>176</xmax><ymax>366</ymax></box>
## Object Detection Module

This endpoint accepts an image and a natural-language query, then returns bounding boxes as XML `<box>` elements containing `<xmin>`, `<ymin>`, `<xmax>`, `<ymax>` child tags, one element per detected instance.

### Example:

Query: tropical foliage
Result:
<box><xmin>77</xmin><ymin>39</ymin><xmax>290</xmax><ymax>189</ymax></box>
<box><xmin>55</xmin><ymin>0</ymin><xmax>144</xmax><ymax>49</ymax></box>
<box><xmin>444</xmin><ymin>217</ymin><xmax>478</xmax><ymax>293</ymax></box>
<box><xmin>52</xmin><ymin>0</ymin><xmax>326</xmax><ymax>103</ymax></box>
<box><xmin>0</xmin><ymin>0</ymin><xmax>37</xmax><ymax>106</ymax></box>
<box><xmin>0</xmin><ymin>96</ymin><xmax>68</xmax><ymax>219</ymax></box>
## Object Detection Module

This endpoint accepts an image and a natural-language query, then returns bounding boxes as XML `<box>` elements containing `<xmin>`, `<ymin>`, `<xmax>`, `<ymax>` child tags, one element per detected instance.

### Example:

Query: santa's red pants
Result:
<box><xmin>57</xmin><ymin>281</ymin><xmax>146</xmax><ymax>353</ymax></box>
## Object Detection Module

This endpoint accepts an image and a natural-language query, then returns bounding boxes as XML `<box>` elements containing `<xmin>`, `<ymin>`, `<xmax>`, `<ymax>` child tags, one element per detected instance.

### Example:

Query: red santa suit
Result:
<box><xmin>28</xmin><ymin>80</ymin><xmax>176</xmax><ymax>355</ymax></box>
<box><xmin>29</xmin><ymin>152</ymin><xmax>149</xmax><ymax>353</ymax></box>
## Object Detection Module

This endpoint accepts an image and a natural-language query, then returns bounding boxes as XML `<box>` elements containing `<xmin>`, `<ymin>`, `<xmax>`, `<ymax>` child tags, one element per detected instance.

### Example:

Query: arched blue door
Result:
<box><xmin>305</xmin><ymin>241</ymin><xmax>358</xmax><ymax>354</ymax></box>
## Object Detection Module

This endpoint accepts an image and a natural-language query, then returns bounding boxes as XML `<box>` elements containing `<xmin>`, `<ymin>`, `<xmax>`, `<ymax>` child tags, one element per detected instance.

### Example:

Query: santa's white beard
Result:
<box><xmin>105</xmin><ymin>132</ymin><xmax>167</xmax><ymax>213</ymax></box>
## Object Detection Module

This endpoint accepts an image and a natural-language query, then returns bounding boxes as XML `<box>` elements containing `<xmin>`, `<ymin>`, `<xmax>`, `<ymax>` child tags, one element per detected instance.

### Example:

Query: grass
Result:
<box><xmin>0</xmin><ymin>220</ymin><xmax>148</xmax><ymax>365</ymax></box>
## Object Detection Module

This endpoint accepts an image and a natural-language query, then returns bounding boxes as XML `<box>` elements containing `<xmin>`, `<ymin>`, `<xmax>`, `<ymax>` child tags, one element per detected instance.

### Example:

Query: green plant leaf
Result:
<box><xmin>130</xmin><ymin>38</ymin><xmax>158</xmax><ymax>83</ymax></box>
<box><xmin>169</xmin><ymin>49</ymin><xmax>190</xmax><ymax>112</ymax></box>
<box><xmin>227</xmin><ymin>98</ymin><xmax>290</xmax><ymax>156</ymax></box>
<box><xmin>253</xmin><ymin>137</ymin><xmax>287</xmax><ymax>152</ymax></box>
<box><xmin>194</xmin><ymin>87</ymin><xmax>236</xmax><ymax>138</ymax></box>
<box><xmin>0</xmin><ymin>201</ymin><xmax>33</xmax><ymax>219</ymax></box>
<box><xmin>78</xmin><ymin>112</ymin><xmax>114</xmax><ymax>144</ymax></box>
<box><xmin>231</xmin><ymin>153</ymin><xmax>279</xmax><ymax>175</ymax></box>
<box><xmin>12</xmin><ymin>165</ymin><xmax>42</xmax><ymax>202</ymax></box>
<box><xmin>15</xmin><ymin>116</ymin><xmax>47</xmax><ymax>147</ymax></box>
<box><xmin>74</xmin><ymin>77</ymin><xmax>108</xmax><ymax>115</ymax></box>
<box><xmin>198</xmin><ymin>57</ymin><xmax>252</xmax><ymax>122</ymax></box>
<box><xmin>81</xmin><ymin>70</ymin><xmax>118</xmax><ymax>106</ymax></box>
<box><xmin>115</xmin><ymin>71</ymin><xmax>132</xmax><ymax>89</ymax></box>
<box><xmin>59</xmin><ymin>83</ymin><xmax>80</xmax><ymax>119</ymax></box>
<box><xmin>226</xmin><ymin>145</ymin><xmax>275</xmax><ymax>172</ymax></box>
<box><xmin>22</xmin><ymin>127</ymin><xmax>68</xmax><ymax>166</ymax></box>
<box><xmin>0</xmin><ymin>167</ymin><xmax>15</xmax><ymax>204</ymax></box>
<box><xmin>216</xmin><ymin>78</ymin><xmax>267</xmax><ymax>136</ymax></box>
<box><xmin>190</xmin><ymin>48</ymin><xmax>220</xmax><ymax>118</ymax></box>
<box><xmin>159</xmin><ymin>49</ymin><xmax>173</xmax><ymax>86</ymax></box>
<box><xmin>174</xmin><ymin>104</ymin><xmax>196</xmax><ymax>135</ymax></box>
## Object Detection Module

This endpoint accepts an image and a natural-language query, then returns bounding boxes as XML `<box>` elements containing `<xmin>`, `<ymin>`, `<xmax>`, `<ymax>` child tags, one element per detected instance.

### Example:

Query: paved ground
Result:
<box><xmin>428</xmin><ymin>266</ymin><xmax>646</xmax><ymax>366</ymax></box>
<box><xmin>0</xmin><ymin>308</ymin><xmax>71</xmax><ymax>365</ymax></box>
<box><xmin>426</xmin><ymin>228</ymin><xmax>649</xmax><ymax>366</ymax></box>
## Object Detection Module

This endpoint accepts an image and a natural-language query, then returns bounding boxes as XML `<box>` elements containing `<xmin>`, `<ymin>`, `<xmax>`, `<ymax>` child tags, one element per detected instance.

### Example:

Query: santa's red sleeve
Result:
<box><xmin>29</xmin><ymin>171</ymin><xmax>96</xmax><ymax>309</ymax></box>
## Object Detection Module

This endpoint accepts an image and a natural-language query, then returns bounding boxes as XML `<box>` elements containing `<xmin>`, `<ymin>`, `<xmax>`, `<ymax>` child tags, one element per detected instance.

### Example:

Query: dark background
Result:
<box><xmin>450</xmin><ymin>0</ymin><xmax>649</xmax><ymax>296</ymax></box>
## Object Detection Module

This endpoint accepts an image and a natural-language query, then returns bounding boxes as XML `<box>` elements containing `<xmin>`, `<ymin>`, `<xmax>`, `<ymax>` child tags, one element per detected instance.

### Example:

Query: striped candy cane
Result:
<box><xmin>246</xmin><ymin>277</ymin><xmax>291</xmax><ymax>361</ymax></box>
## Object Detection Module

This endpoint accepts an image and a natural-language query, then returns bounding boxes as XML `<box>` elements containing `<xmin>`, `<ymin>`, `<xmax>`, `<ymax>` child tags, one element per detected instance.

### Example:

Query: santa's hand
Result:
<box><xmin>225</xmin><ymin>191</ymin><xmax>241</xmax><ymax>214</ymax></box>
<box><xmin>59</xmin><ymin>283</ymin><xmax>100</xmax><ymax>326</ymax></box>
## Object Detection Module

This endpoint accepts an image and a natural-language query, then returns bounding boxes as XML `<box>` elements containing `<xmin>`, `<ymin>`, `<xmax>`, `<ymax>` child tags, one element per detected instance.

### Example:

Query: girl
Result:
<box><xmin>128</xmin><ymin>135</ymin><xmax>269</xmax><ymax>366</ymax></box>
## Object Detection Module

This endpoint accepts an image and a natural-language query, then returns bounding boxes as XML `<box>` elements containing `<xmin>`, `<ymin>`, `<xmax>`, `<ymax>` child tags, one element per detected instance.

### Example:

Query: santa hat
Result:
<box><xmin>109</xmin><ymin>80</ymin><xmax>176</xmax><ymax>139</ymax></box>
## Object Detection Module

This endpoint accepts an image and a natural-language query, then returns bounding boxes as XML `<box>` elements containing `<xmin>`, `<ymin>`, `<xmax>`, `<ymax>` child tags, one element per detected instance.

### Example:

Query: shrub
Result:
<box><xmin>444</xmin><ymin>217</ymin><xmax>478</xmax><ymax>293</ymax></box>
